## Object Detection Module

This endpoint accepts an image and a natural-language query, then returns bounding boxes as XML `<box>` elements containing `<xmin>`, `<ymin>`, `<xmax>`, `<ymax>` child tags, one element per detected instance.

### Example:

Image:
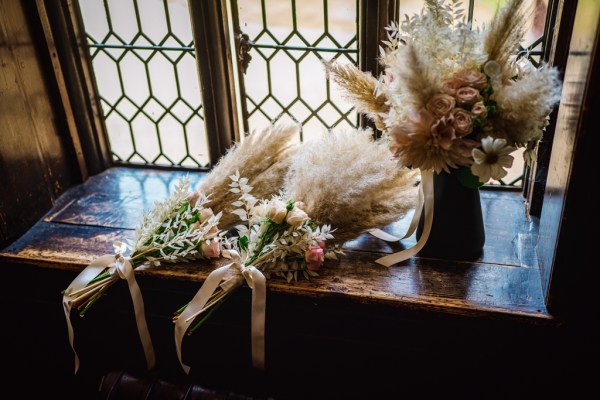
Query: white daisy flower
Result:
<box><xmin>471</xmin><ymin>137</ymin><xmax>516</xmax><ymax>183</ymax></box>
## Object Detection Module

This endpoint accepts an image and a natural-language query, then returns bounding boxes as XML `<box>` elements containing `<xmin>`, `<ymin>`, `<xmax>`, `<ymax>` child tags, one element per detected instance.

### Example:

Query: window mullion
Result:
<box><xmin>526</xmin><ymin>0</ymin><xmax>579</xmax><ymax>216</ymax></box>
<box><xmin>188</xmin><ymin>0</ymin><xmax>240</xmax><ymax>164</ymax></box>
<box><xmin>358</xmin><ymin>0</ymin><xmax>397</xmax><ymax>135</ymax></box>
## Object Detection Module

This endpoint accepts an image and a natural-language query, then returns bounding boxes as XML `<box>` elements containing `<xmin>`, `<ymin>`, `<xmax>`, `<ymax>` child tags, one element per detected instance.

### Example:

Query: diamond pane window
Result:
<box><xmin>236</xmin><ymin>0</ymin><xmax>359</xmax><ymax>141</ymax></box>
<box><xmin>79</xmin><ymin>0</ymin><xmax>209</xmax><ymax>168</ymax></box>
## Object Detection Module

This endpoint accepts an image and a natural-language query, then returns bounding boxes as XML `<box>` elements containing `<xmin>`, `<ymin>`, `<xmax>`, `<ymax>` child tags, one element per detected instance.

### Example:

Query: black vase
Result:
<box><xmin>416</xmin><ymin>170</ymin><xmax>485</xmax><ymax>261</ymax></box>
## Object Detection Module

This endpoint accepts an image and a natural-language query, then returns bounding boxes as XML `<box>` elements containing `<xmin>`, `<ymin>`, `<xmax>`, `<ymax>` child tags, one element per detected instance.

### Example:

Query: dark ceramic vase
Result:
<box><xmin>416</xmin><ymin>170</ymin><xmax>485</xmax><ymax>261</ymax></box>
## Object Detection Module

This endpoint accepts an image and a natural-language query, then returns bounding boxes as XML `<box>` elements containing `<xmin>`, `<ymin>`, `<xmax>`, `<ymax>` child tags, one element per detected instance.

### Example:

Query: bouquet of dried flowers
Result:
<box><xmin>174</xmin><ymin>171</ymin><xmax>336</xmax><ymax>371</ymax></box>
<box><xmin>63</xmin><ymin>177</ymin><xmax>222</xmax><ymax>371</ymax></box>
<box><xmin>327</xmin><ymin>0</ymin><xmax>562</xmax><ymax>185</ymax></box>
<box><xmin>63</xmin><ymin>177</ymin><xmax>222</xmax><ymax>316</ymax></box>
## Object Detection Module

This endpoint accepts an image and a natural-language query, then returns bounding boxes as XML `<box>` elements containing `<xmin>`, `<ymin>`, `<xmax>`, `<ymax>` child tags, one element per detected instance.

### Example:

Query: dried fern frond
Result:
<box><xmin>196</xmin><ymin>121</ymin><xmax>299</xmax><ymax>227</ymax></box>
<box><xmin>325</xmin><ymin>61</ymin><xmax>389</xmax><ymax>122</ymax></box>
<box><xmin>284</xmin><ymin>128</ymin><xmax>419</xmax><ymax>244</ymax></box>
<box><xmin>484</xmin><ymin>0</ymin><xmax>529</xmax><ymax>68</ymax></box>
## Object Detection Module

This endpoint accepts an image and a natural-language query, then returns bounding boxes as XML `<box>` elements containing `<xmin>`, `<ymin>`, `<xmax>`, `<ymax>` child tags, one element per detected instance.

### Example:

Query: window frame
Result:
<box><xmin>35</xmin><ymin>0</ymin><xmax>597</xmax><ymax>319</ymax></box>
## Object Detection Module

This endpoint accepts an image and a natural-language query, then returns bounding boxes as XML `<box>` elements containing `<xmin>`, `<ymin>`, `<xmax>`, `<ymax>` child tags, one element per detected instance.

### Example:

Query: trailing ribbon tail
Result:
<box><xmin>62</xmin><ymin>253</ymin><xmax>156</xmax><ymax>373</ymax></box>
<box><xmin>369</xmin><ymin>172</ymin><xmax>425</xmax><ymax>242</ymax></box>
<box><xmin>174</xmin><ymin>251</ymin><xmax>266</xmax><ymax>373</ymax></box>
<box><xmin>375</xmin><ymin>169</ymin><xmax>435</xmax><ymax>266</ymax></box>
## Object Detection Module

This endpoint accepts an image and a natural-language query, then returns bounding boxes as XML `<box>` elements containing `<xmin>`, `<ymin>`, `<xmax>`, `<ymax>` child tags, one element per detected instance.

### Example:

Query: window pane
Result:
<box><xmin>237</xmin><ymin>0</ymin><xmax>358</xmax><ymax>141</ymax></box>
<box><xmin>79</xmin><ymin>0</ymin><xmax>209</xmax><ymax>167</ymax></box>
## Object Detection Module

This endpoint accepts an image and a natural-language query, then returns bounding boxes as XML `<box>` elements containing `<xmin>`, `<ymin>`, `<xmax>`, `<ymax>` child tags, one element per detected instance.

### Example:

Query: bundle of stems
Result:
<box><xmin>66</xmin><ymin>178</ymin><xmax>223</xmax><ymax>317</ymax></box>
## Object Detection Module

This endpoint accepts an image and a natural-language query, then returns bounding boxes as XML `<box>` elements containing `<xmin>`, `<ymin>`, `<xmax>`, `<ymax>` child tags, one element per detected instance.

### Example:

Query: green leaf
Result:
<box><xmin>239</xmin><ymin>235</ymin><xmax>249</xmax><ymax>250</ymax></box>
<box><xmin>286</xmin><ymin>200</ymin><xmax>295</xmax><ymax>211</ymax></box>
<box><xmin>453</xmin><ymin>166</ymin><xmax>484</xmax><ymax>189</ymax></box>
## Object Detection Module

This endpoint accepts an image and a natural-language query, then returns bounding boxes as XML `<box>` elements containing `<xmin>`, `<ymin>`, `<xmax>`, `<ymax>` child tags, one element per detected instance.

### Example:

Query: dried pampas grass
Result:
<box><xmin>284</xmin><ymin>128</ymin><xmax>419</xmax><ymax>244</ymax></box>
<box><xmin>324</xmin><ymin>61</ymin><xmax>389</xmax><ymax>129</ymax></box>
<box><xmin>196</xmin><ymin>122</ymin><xmax>299</xmax><ymax>227</ymax></box>
<box><xmin>484</xmin><ymin>0</ymin><xmax>529</xmax><ymax>70</ymax></box>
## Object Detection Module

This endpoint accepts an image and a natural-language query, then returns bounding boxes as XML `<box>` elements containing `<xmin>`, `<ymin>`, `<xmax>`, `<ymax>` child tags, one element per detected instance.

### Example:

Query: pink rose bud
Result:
<box><xmin>286</xmin><ymin>207</ymin><xmax>309</xmax><ymax>227</ymax></box>
<box><xmin>200</xmin><ymin>208</ymin><xmax>214</xmax><ymax>222</ymax></box>
<box><xmin>187</xmin><ymin>191</ymin><xmax>201</xmax><ymax>207</ymax></box>
<box><xmin>201</xmin><ymin>239</ymin><xmax>220</xmax><ymax>258</ymax></box>
<box><xmin>426</xmin><ymin>94</ymin><xmax>456</xmax><ymax>117</ymax></box>
<box><xmin>294</xmin><ymin>201</ymin><xmax>306</xmax><ymax>210</ymax></box>
<box><xmin>305</xmin><ymin>246</ymin><xmax>325</xmax><ymax>271</ymax></box>
<box><xmin>207</xmin><ymin>225</ymin><xmax>219</xmax><ymax>237</ymax></box>
<box><xmin>317</xmin><ymin>240</ymin><xmax>327</xmax><ymax>250</ymax></box>
<box><xmin>452</xmin><ymin>108</ymin><xmax>473</xmax><ymax>137</ymax></box>
<box><xmin>441</xmin><ymin>79</ymin><xmax>462</xmax><ymax>96</ymax></box>
<box><xmin>471</xmin><ymin>101</ymin><xmax>488</xmax><ymax>118</ymax></box>
<box><xmin>454</xmin><ymin>69</ymin><xmax>488</xmax><ymax>89</ymax></box>
<box><xmin>268</xmin><ymin>200</ymin><xmax>287</xmax><ymax>224</ymax></box>
<box><xmin>455</xmin><ymin>86</ymin><xmax>481</xmax><ymax>105</ymax></box>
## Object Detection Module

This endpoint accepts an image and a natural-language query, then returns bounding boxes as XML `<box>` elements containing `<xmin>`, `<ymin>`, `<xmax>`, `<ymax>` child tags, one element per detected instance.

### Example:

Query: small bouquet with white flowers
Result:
<box><xmin>174</xmin><ymin>171</ymin><xmax>336</xmax><ymax>372</ymax></box>
<box><xmin>63</xmin><ymin>177</ymin><xmax>222</xmax><ymax>372</ymax></box>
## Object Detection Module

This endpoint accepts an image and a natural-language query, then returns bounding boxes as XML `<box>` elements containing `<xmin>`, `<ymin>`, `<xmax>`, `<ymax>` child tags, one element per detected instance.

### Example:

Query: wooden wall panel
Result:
<box><xmin>0</xmin><ymin>0</ymin><xmax>79</xmax><ymax>247</ymax></box>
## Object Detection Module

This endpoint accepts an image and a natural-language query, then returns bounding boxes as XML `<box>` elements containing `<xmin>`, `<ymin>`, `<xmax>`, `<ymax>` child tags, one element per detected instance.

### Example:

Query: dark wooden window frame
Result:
<box><xmin>28</xmin><ymin>0</ymin><xmax>598</xmax><ymax>320</ymax></box>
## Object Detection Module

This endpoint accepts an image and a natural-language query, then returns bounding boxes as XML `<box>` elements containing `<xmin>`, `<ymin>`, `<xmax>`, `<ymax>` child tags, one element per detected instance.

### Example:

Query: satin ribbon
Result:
<box><xmin>375</xmin><ymin>169</ymin><xmax>435</xmax><ymax>266</ymax></box>
<box><xmin>62</xmin><ymin>244</ymin><xmax>156</xmax><ymax>373</ymax></box>
<box><xmin>368</xmin><ymin>176</ymin><xmax>425</xmax><ymax>242</ymax></box>
<box><xmin>174</xmin><ymin>251</ymin><xmax>266</xmax><ymax>374</ymax></box>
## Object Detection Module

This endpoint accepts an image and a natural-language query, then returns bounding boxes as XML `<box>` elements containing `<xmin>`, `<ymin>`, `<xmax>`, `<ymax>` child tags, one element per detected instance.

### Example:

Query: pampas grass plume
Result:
<box><xmin>196</xmin><ymin>121</ymin><xmax>299</xmax><ymax>227</ymax></box>
<box><xmin>284</xmin><ymin>128</ymin><xmax>419</xmax><ymax>244</ymax></box>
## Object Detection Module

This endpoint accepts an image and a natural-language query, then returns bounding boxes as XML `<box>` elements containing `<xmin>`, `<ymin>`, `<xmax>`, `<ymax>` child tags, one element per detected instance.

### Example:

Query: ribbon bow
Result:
<box><xmin>174</xmin><ymin>250</ymin><xmax>266</xmax><ymax>374</ymax></box>
<box><xmin>62</xmin><ymin>242</ymin><xmax>155</xmax><ymax>373</ymax></box>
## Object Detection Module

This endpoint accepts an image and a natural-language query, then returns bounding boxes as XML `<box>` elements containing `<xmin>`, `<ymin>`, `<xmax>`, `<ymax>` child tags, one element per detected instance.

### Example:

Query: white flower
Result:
<box><xmin>267</xmin><ymin>199</ymin><xmax>287</xmax><ymax>224</ymax></box>
<box><xmin>286</xmin><ymin>207</ymin><xmax>309</xmax><ymax>227</ymax></box>
<box><xmin>471</xmin><ymin>137</ymin><xmax>515</xmax><ymax>183</ymax></box>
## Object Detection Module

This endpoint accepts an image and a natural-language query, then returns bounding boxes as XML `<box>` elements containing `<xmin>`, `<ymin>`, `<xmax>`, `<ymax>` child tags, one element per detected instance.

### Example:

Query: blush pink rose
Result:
<box><xmin>199</xmin><ymin>208</ymin><xmax>214</xmax><ymax>222</ymax></box>
<box><xmin>471</xmin><ymin>101</ymin><xmax>488</xmax><ymax>118</ymax></box>
<box><xmin>455</xmin><ymin>87</ymin><xmax>481</xmax><ymax>105</ymax></box>
<box><xmin>452</xmin><ymin>108</ymin><xmax>473</xmax><ymax>137</ymax></box>
<box><xmin>187</xmin><ymin>191</ymin><xmax>201</xmax><ymax>207</ymax></box>
<box><xmin>454</xmin><ymin>69</ymin><xmax>488</xmax><ymax>89</ymax></box>
<box><xmin>426</xmin><ymin>94</ymin><xmax>456</xmax><ymax>117</ymax></box>
<box><xmin>305</xmin><ymin>246</ymin><xmax>325</xmax><ymax>271</ymax></box>
<box><xmin>201</xmin><ymin>239</ymin><xmax>220</xmax><ymax>258</ymax></box>
<box><xmin>441</xmin><ymin>79</ymin><xmax>463</xmax><ymax>96</ymax></box>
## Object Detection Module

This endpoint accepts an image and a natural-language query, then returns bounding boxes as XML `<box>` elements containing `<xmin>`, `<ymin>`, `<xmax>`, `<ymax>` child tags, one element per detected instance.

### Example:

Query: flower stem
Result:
<box><xmin>188</xmin><ymin>297</ymin><xmax>226</xmax><ymax>335</ymax></box>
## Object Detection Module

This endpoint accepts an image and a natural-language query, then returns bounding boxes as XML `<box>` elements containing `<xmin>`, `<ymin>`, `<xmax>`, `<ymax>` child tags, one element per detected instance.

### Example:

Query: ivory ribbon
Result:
<box><xmin>174</xmin><ymin>251</ymin><xmax>266</xmax><ymax>374</ymax></box>
<box><xmin>368</xmin><ymin>178</ymin><xmax>425</xmax><ymax>242</ymax></box>
<box><xmin>62</xmin><ymin>245</ymin><xmax>156</xmax><ymax>373</ymax></box>
<box><xmin>375</xmin><ymin>169</ymin><xmax>435</xmax><ymax>266</ymax></box>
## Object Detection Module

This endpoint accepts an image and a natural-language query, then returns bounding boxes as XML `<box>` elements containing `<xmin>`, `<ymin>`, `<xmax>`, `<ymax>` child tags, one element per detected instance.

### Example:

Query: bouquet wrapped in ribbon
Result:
<box><xmin>62</xmin><ymin>177</ymin><xmax>222</xmax><ymax>372</ymax></box>
<box><xmin>326</xmin><ymin>0</ymin><xmax>562</xmax><ymax>263</ymax></box>
<box><xmin>174</xmin><ymin>127</ymin><xmax>419</xmax><ymax>372</ymax></box>
<box><xmin>174</xmin><ymin>171</ymin><xmax>335</xmax><ymax>372</ymax></box>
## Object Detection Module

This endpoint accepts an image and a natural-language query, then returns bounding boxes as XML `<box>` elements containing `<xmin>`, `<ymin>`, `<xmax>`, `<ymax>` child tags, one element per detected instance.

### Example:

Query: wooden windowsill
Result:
<box><xmin>0</xmin><ymin>167</ymin><xmax>553</xmax><ymax>324</ymax></box>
